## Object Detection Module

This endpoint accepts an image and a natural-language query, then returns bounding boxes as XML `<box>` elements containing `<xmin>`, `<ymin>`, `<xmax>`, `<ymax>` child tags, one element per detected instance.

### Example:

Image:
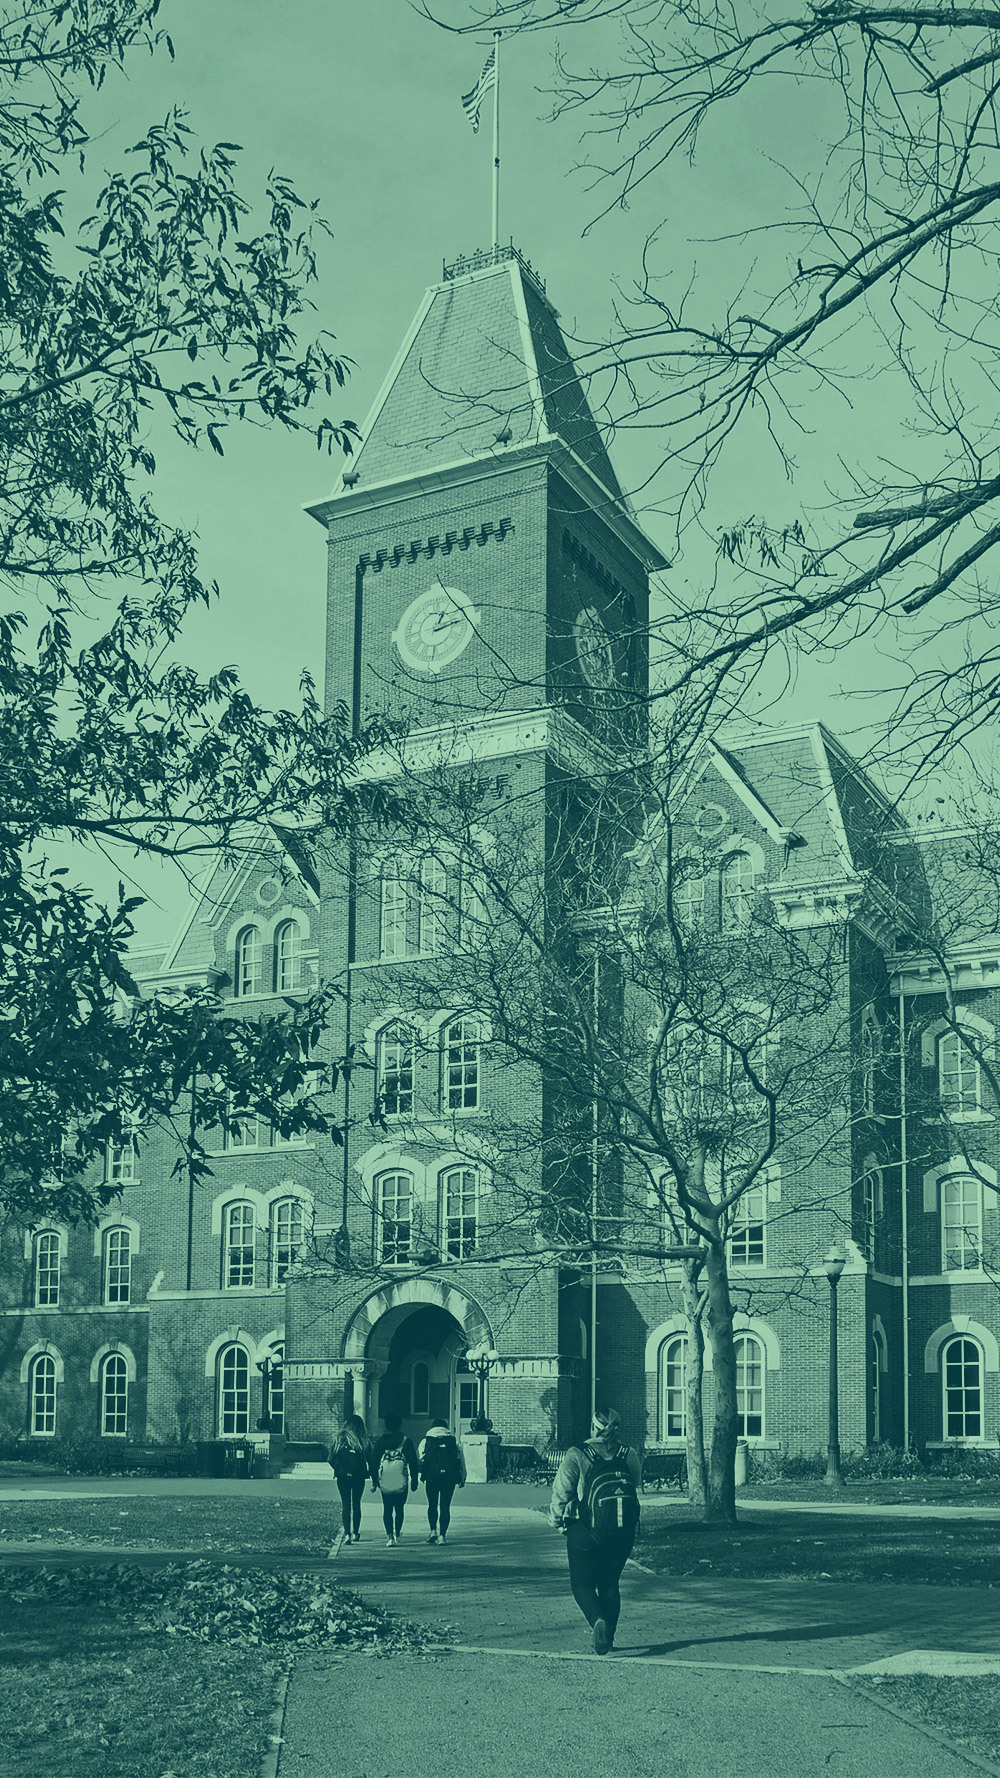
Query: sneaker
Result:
<box><xmin>385</xmin><ymin>1535</ymin><xmax>396</xmax><ymax>1547</ymax></box>
<box><xmin>593</xmin><ymin>1618</ymin><xmax>611</xmax><ymax>1656</ymax></box>
<box><xmin>438</xmin><ymin>1532</ymin><xmax>447</xmax><ymax>1544</ymax></box>
<box><xmin>427</xmin><ymin>1533</ymin><xmax>439</xmax><ymax>1544</ymax></box>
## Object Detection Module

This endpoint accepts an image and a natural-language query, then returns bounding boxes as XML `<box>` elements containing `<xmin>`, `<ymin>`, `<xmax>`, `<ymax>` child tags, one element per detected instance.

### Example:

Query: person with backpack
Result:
<box><xmin>549</xmin><ymin>1406</ymin><xmax>641</xmax><ymax>1655</ymax></box>
<box><xmin>369</xmin><ymin>1411</ymin><xmax>419</xmax><ymax>1546</ymax></box>
<box><xmin>418</xmin><ymin>1419</ymin><xmax>466</xmax><ymax>1544</ymax></box>
<box><xmin>328</xmin><ymin>1413</ymin><xmax>370</xmax><ymax>1544</ymax></box>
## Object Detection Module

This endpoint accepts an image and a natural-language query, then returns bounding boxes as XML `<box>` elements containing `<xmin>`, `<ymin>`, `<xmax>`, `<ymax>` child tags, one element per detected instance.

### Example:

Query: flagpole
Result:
<box><xmin>491</xmin><ymin>30</ymin><xmax>501</xmax><ymax>257</ymax></box>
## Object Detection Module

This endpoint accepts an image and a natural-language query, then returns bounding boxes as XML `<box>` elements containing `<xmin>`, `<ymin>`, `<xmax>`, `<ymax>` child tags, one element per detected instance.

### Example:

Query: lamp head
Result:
<box><xmin>822</xmin><ymin>1243</ymin><xmax>847</xmax><ymax>1282</ymax></box>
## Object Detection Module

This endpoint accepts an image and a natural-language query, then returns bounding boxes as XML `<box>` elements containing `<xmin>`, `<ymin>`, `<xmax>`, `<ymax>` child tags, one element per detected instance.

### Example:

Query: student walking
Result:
<box><xmin>550</xmin><ymin>1407</ymin><xmax>641</xmax><ymax>1655</ymax></box>
<box><xmin>369</xmin><ymin>1412</ymin><xmax>419</xmax><ymax>1545</ymax></box>
<box><xmin>418</xmin><ymin>1420</ymin><xmax>466</xmax><ymax>1544</ymax></box>
<box><xmin>328</xmin><ymin>1413</ymin><xmax>370</xmax><ymax>1543</ymax></box>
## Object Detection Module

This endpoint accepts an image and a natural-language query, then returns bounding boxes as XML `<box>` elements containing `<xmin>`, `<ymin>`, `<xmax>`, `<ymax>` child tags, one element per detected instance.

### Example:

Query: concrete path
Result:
<box><xmin>276</xmin><ymin>1498</ymin><xmax>1000</xmax><ymax>1778</ymax></box>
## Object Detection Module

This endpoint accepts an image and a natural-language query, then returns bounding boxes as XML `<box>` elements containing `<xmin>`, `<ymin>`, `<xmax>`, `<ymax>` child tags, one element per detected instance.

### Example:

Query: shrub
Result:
<box><xmin>747</xmin><ymin>1448</ymin><xmax>824</xmax><ymax>1482</ymax></box>
<box><xmin>925</xmin><ymin>1446</ymin><xmax>1000</xmax><ymax>1479</ymax></box>
<box><xmin>0</xmin><ymin>1436</ymin><xmax>197</xmax><ymax>1477</ymax></box>
<box><xmin>842</xmin><ymin>1442</ymin><xmax>925</xmax><ymax>1480</ymax></box>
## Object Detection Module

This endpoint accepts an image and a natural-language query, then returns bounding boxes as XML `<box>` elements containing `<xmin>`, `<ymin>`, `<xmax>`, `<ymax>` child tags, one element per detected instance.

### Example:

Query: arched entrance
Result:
<box><xmin>342</xmin><ymin>1279</ymin><xmax>494</xmax><ymax>1445</ymax></box>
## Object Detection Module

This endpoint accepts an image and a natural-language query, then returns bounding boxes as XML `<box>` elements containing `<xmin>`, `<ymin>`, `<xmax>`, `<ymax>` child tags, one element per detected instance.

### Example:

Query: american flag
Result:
<box><xmin>461</xmin><ymin>48</ymin><xmax>496</xmax><ymax>133</ymax></box>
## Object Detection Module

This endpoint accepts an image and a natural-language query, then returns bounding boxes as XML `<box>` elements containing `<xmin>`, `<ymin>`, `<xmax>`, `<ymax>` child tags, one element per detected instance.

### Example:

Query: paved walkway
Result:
<box><xmin>275</xmin><ymin>1499</ymin><xmax>1000</xmax><ymax>1778</ymax></box>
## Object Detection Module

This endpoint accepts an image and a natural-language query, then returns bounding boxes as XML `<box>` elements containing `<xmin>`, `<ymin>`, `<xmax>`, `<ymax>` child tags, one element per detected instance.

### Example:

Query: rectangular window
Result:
<box><xmin>379</xmin><ymin>866</ymin><xmax>408</xmax><ymax>960</ymax></box>
<box><xmin>939</xmin><ymin>1033</ymin><xmax>980</xmax><ymax>1114</ymax></box>
<box><xmin>729</xmin><ymin>1185</ymin><xmax>766</xmax><ymax>1267</ymax></box>
<box><xmin>378</xmin><ymin>1173</ymin><xmax>412</xmax><ymax>1265</ymax></box>
<box><xmin>445</xmin><ymin>1019</ymin><xmax>480</xmax><ymax>1111</ymax></box>
<box><xmin>101</xmin><ymin>1357</ymin><xmax>128</xmax><ymax>1437</ymax></box>
<box><xmin>420</xmin><ymin>853</ymin><xmax>448</xmax><ymax>955</ymax></box>
<box><xmin>226</xmin><ymin>1108</ymin><xmax>262</xmax><ymax>1152</ymax></box>
<box><xmin>105</xmin><ymin>1228</ymin><xmax>132</xmax><ymax>1304</ymax></box>
<box><xmin>735</xmin><ymin>1337</ymin><xmax>764</xmax><ymax>1438</ymax></box>
<box><xmin>225</xmin><ymin>1204</ymin><xmax>256</xmax><ymax>1288</ymax></box>
<box><xmin>942</xmin><ymin>1176</ymin><xmax>982</xmax><ymax>1271</ymax></box>
<box><xmin>35</xmin><ymin>1234</ymin><xmax>60</xmax><ymax>1307</ymax></box>
<box><xmin>443</xmin><ymin>1168</ymin><xmax>478</xmax><ymax>1259</ymax></box>
<box><xmin>862</xmin><ymin>1170</ymin><xmax>881</xmax><ymax>1262</ymax></box>
<box><xmin>107</xmin><ymin>1138</ymin><xmax>136</xmax><ymax>1184</ymax></box>
<box><xmin>378</xmin><ymin>1028</ymin><xmax>414</xmax><ymax>1118</ymax></box>
<box><xmin>458</xmin><ymin>1379</ymin><xmax>478</xmax><ymax>1422</ymax></box>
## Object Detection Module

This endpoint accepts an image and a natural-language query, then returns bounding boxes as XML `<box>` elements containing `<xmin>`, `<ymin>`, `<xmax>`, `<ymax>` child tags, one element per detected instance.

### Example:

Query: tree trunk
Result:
<box><xmin>680</xmin><ymin>1262</ymin><xmax>707</xmax><ymax>1508</ymax></box>
<box><xmin>702</xmin><ymin>1233</ymin><xmax>738</xmax><ymax>1524</ymax></box>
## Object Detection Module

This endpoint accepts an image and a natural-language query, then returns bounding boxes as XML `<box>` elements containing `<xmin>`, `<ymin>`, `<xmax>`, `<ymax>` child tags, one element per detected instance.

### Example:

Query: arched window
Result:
<box><xmin>379</xmin><ymin>863</ymin><xmax>408</xmax><ymax>960</ymax></box>
<box><xmin>443</xmin><ymin>1017</ymin><xmax>481</xmax><ymax>1112</ymax></box>
<box><xmin>218</xmin><ymin>1344</ymin><xmax>251</xmax><ymax>1437</ymax></box>
<box><xmin>943</xmin><ymin>1336</ymin><xmax>983</xmax><ymax>1440</ymax></box>
<box><xmin>441</xmin><ymin>1167</ymin><xmax>478</xmax><ymax>1259</ymax></box>
<box><xmin>942</xmin><ymin>1174</ymin><xmax>982</xmax><ymax>1271</ymax></box>
<box><xmin>223</xmin><ymin>1202</ymin><xmax>256</xmax><ymax>1289</ymax></box>
<box><xmin>264</xmin><ymin>1344</ymin><xmax>284</xmax><ymax>1435</ymax></box>
<box><xmin>410</xmin><ymin>1360</ymin><xmax>430</xmax><ymax>1417</ymax></box>
<box><xmin>30</xmin><ymin>1353</ymin><xmax>56</xmax><ymax>1435</ymax></box>
<box><xmin>419</xmin><ymin>853</ymin><xmax>448</xmax><ymax>955</ymax></box>
<box><xmin>729</xmin><ymin>1186</ymin><xmax>766</xmax><ymax>1267</ymax></box>
<box><xmin>938</xmin><ymin>1030</ymin><xmax>980</xmax><ymax>1115</ymax></box>
<box><xmin>34</xmin><ymin>1232</ymin><xmax>60</xmax><ymax>1307</ymax></box>
<box><xmin>235</xmin><ymin>925</ymin><xmax>263</xmax><ymax>997</ymax></box>
<box><xmin>271</xmin><ymin>1198</ymin><xmax>304</xmax><ymax>1285</ymax></box>
<box><xmin>104</xmin><ymin>1227</ymin><xmax>132</xmax><ymax>1305</ymax></box>
<box><xmin>735</xmin><ymin>1334</ymin><xmax>764</xmax><ymax>1438</ymax></box>
<box><xmin>860</xmin><ymin>1017</ymin><xmax>878</xmax><ymax>1117</ymax></box>
<box><xmin>720</xmin><ymin>851</ymin><xmax>755</xmax><ymax>932</ymax></box>
<box><xmin>861</xmin><ymin>1167</ymin><xmax>882</xmax><ymax>1262</ymax></box>
<box><xmin>377</xmin><ymin>1171</ymin><xmax>412</xmax><ymax>1265</ymax></box>
<box><xmin>376</xmin><ymin>1024</ymin><xmax>415</xmax><ymax>1118</ymax></box>
<box><xmin>659</xmin><ymin>1335</ymin><xmax>687</xmax><ymax>1441</ymax></box>
<box><xmin>871</xmin><ymin>1327</ymin><xmax>885</xmax><ymax>1444</ymax></box>
<box><xmin>101</xmin><ymin>1353</ymin><xmax>128</xmax><ymax>1437</ymax></box>
<box><xmin>274</xmin><ymin>921</ymin><xmax>301</xmax><ymax>992</ymax></box>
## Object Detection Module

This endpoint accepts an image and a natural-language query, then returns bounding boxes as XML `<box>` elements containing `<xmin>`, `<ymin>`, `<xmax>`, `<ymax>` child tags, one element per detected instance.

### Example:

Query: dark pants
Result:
<box><xmin>337</xmin><ymin>1477</ymin><xmax>364</xmax><ymax>1537</ymax></box>
<box><xmin>381</xmin><ymin>1490</ymin><xmax>407</xmax><ymax>1536</ymax></box>
<box><xmin>565</xmin><ymin>1525</ymin><xmax>634</xmax><ymax>1640</ymax></box>
<box><xmin>425</xmin><ymin>1477</ymin><xmax>456</xmax><ymax>1535</ymax></box>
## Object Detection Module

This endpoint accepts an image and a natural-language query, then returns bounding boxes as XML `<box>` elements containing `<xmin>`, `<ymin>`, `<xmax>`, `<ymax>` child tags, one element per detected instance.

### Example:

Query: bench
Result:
<box><xmin>641</xmin><ymin>1449</ymin><xmax>688</xmax><ymax>1492</ymax></box>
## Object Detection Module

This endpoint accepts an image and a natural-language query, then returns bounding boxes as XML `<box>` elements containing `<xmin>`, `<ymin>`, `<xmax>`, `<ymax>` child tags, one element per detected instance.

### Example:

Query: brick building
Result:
<box><xmin>3</xmin><ymin>249</ymin><xmax>999</xmax><ymax>1467</ymax></box>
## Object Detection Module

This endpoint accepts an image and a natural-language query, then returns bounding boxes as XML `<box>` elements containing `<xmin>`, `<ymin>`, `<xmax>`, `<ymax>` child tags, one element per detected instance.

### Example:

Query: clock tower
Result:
<box><xmin>292</xmin><ymin>247</ymin><xmax>667</xmax><ymax>1455</ymax></box>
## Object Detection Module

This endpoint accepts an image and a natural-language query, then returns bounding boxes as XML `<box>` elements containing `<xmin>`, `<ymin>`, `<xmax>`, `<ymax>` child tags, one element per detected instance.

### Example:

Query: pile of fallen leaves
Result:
<box><xmin>0</xmin><ymin>1562</ymin><xmax>437</xmax><ymax>1653</ymax></box>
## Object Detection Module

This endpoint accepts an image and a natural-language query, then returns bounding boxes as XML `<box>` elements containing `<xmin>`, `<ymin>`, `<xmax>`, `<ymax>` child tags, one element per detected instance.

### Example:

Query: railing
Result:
<box><xmin>442</xmin><ymin>243</ymin><xmax>546</xmax><ymax>295</ymax></box>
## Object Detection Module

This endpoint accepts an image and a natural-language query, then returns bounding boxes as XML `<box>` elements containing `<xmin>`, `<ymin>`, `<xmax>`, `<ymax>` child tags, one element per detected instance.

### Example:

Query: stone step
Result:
<box><xmin>280</xmin><ymin>1461</ymin><xmax>335</xmax><ymax>1481</ymax></box>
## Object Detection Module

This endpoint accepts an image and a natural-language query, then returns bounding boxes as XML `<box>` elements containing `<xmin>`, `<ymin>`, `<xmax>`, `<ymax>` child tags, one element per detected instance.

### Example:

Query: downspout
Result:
<box><xmin>898</xmin><ymin>981</ymin><xmax>910</xmax><ymax>1450</ymax></box>
<box><xmin>186</xmin><ymin>1067</ymin><xmax>197</xmax><ymax>1294</ymax></box>
<box><xmin>338</xmin><ymin>560</ymin><xmax>366</xmax><ymax>1263</ymax></box>
<box><xmin>590</xmin><ymin>950</ymin><xmax>599</xmax><ymax>1420</ymax></box>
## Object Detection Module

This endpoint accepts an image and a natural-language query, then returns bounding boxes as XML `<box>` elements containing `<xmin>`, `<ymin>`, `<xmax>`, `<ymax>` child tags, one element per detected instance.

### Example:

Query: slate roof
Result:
<box><xmin>336</xmin><ymin>255</ymin><xmax>624</xmax><ymax>501</ymax></box>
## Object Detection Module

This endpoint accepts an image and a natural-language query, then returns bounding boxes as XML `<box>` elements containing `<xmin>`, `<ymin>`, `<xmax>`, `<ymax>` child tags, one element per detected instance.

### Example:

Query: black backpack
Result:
<box><xmin>579</xmin><ymin>1448</ymin><xmax>640</xmax><ymax>1544</ymax></box>
<box><xmin>422</xmin><ymin>1432</ymin><xmax>460</xmax><ymax>1482</ymax></box>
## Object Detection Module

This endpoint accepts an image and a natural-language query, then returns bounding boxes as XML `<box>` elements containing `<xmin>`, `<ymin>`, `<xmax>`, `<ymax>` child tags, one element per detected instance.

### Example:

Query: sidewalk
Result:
<box><xmin>274</xmin><ymin>1499</ymin><xmax>1000</xmax><ymax>1778</ymax></box>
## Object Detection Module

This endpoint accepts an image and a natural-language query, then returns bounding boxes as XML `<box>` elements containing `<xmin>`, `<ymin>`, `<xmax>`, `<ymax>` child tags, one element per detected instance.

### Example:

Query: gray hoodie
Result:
<box><xmin>550</xmin><ymin>1436</ymin><xmax>641</xmax><ymax>1525</ymax></box>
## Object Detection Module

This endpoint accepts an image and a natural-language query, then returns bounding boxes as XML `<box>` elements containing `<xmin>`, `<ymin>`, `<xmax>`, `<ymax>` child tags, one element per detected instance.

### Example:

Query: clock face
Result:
<box><xmin>392</xmin><ymin>586</ymin><xmax>480</xmax><ymax>674</ymax></box>
<box><xmin>574</xmin><ymin>605</ymin><xmax>616</xmax><ymax>688</ymax></box>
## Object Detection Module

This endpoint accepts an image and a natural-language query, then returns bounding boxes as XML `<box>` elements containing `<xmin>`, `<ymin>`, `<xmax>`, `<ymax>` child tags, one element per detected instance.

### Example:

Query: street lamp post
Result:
<box><xmin>255</xmin><ymin>1356</ymin><xmax>273</xmax><ymax>1433</ymax></box>
<box><xmin>822</xmin><ymin>1244</ymin><xmax>847</xmax><ymax>1488</ymax></box>
<box><xmin>467</xmin><ymin>1347</ymin><xmax>500</xmax><ymax>1433</ymax></box>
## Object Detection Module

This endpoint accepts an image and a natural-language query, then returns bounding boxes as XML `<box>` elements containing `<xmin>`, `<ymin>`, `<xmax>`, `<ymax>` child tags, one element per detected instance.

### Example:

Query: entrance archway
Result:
<box><xmin>343</xmin><ymin>1279</ymin><xmax>494</xmax><ymax>1444</ymax></box>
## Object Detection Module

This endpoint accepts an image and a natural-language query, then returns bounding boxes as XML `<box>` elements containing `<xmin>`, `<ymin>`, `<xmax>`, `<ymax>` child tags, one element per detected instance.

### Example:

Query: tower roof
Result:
<box><xmin>326</xmin><ymin>247</ymin><xmax>625</xmax><ymax>507</ymax></box>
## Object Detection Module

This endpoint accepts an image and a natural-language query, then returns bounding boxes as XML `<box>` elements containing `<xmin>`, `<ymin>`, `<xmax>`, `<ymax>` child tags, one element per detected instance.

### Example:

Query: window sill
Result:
<box><xmin>925</xmin><ymin>1440</ymin><xmax>1000</xmax><ymax>1451</ymax></box>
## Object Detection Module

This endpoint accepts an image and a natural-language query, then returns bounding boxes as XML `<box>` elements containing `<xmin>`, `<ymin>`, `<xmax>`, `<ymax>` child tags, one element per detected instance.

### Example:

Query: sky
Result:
<box><xmin>65</xmin><ymin>0</ymin><xmax>932</xmax><ymax>942</ymax></box>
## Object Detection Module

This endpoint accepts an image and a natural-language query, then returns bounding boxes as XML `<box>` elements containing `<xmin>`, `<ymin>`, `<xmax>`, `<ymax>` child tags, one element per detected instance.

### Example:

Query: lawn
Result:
<box><xmin>636</xmin><ymin>1501</ymin><xmax>1000</xmax><ymax>1586</ymax></box>
<box><xmin>850</xmin><ymin>1675</ymin><xmax>1000</xmax><ymax>1772</ymax></box>
<box><xmin>0</xmin><ymin>1554</ymin><xmax>435</xmax><ymax>1778</ymax></box>
<box><xmin>0</xmin><ymin>1492</ymin><xmax>337</xmax><ymax>1554</ymax></box>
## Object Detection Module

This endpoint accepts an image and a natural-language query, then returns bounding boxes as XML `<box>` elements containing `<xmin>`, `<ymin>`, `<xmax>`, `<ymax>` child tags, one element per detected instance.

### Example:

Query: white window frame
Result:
<box><xmin>659</xmin><ymin>1334</ymin><xmax>687</xmax><ymax>1441</ymax></box>
<box><xmin>379</xmin><ymin>865</ymin><xmax>408</xmax><ymax>960</ymax></box>
<box><xmin>106</xmin><ymin>1136</ymin><xmax>136</xmax><ymax>1184</ymax></box>
<box><xmin>34</xmin><ymin>1232</ymin><xmax>60</xmax><ymax>1308</ymax></box>
<box><xmin>441</xmin><ymin>1166</ymin><xmax>478</xmax><ymax>1259</ymax></box>
<box><xmin>728</xmin><ymin>1185</ymin><xmax>766</xmax><ymax>1268</ymax></box>
<box><xmin>271</xmin><ymin>1197</ymin><xmax>304</xmax><ymax>1285</ymax></box>
<box><xmin>938</xmin><ymin>1030</ymin><xmax>981</xmax><ymax>1117</ymax></box>
<box><xmin>862</xmin><ymin>1166</ymin><xmax>883</xmax><ymax>1263</ymax></box>
<box><xmin>218</xmin><ymin>1343</ymin><xmax>251</xmax><ymax>1437</ymax></box>
<box><xmin>225</xmin><ymin>1109</ymin><xmax>263</xmax><ymax>1152</ymax></box>
<box><xmin>104</xmin><ymin>1226</ymin><xmax>132</xmax><ymax>1305</ymax></box>
<box><xmin>224</xmin><ymin>1201</ymin><xmax>256</xmax><ymax>1289</ymax></box>
<box><xmin>735</xmin><ymin>1333</ymin><xmax>765</xmax><ymax>1439</ymax></box>
<box><xmin>264</xmin><ymin>1344</ymin><xmax>284</xmax><ymax>1434</ymax></box>
<box><xmin>942</xmin><ymin>1335</ymin><xmax>984</xmax><ymax>1442</ymax></box>
<box><xmin>941</xmin><ymin>1174</ymin><xmax>983</xmax><ymax>1273</ymax></box>
<box><xmin>377</xmin><ymin>1024</ymin><xmax>415</xmax><ymax>1119</ymax></box>
<box><xmin>235</xmin><ymin>925</ymin><xmax>263</xmax><ymax>998</ymax></box>
<box><xmin>719</xmin><ymin>850</ymin><xmax>755</xmax><ymax>932</ymax></box>
<box><xmin>419</xmin><ymin>852</ymin><xmax>449</xmax><ymax>955</ymax></box>
<box><xmin>860</xmin><ymin>1015</ymin><xmax>879</xmax><ymax>1117</ymax></box>
<box><xmin>274</xmin><ymin>920</ymin><xmax>301</xmax><ymax>992</ymax></box>
<box><xmin>30</xmin><ymin>1353</ymin><xmax>57</xmax><ymax>1436</ymax></box>
<box><xmin>100</xmin><ymin>1352</ymin><xmax>129</xmax><ymax>1437</ymax></box>
<box><xmin>377</xmin><ymin>1170</ymin><xmax>413</xmax><ymax>1266</ymax></box>
<box><xmin>443</xmin><ymin>1017</ymin><xmax>481</xmax><ymax>1113</ymax></box>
